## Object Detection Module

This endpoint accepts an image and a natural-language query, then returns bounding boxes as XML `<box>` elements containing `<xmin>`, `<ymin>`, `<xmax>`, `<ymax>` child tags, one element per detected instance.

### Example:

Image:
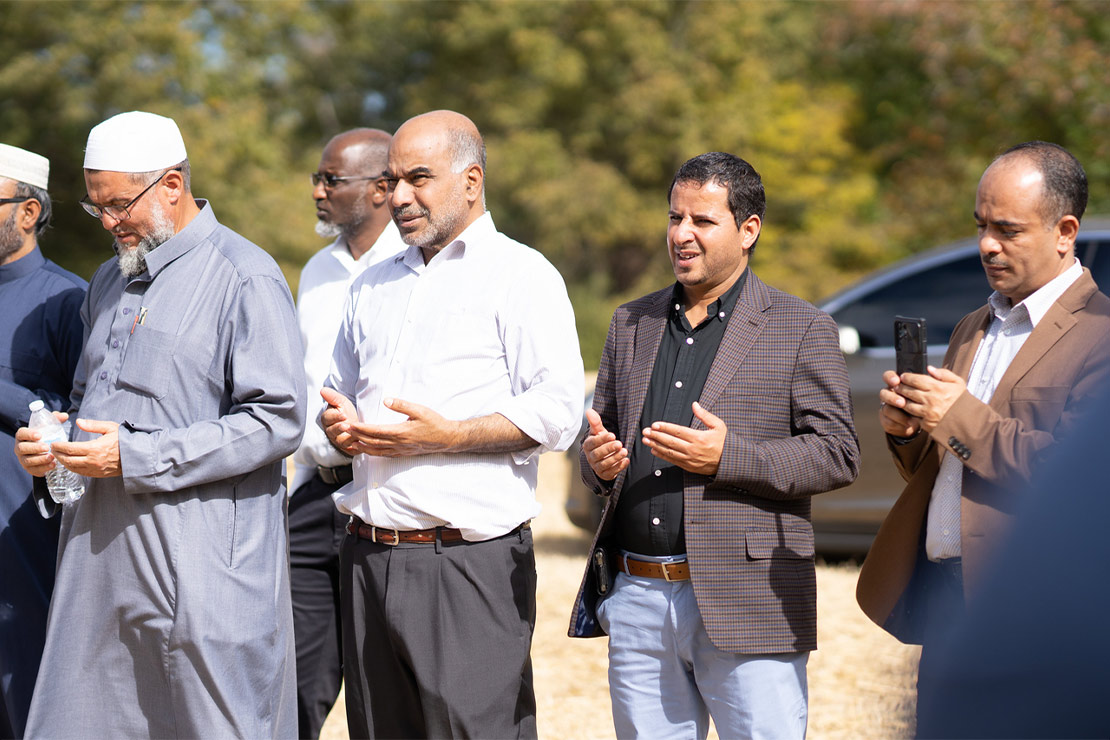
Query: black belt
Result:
<box><xmin>316</xmin><ymin>464</ymin><xmax>353</xmax><ymax>486</ymax></box>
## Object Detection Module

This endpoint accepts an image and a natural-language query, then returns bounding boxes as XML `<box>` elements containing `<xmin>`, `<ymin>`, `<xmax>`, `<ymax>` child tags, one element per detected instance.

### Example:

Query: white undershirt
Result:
<box><xmin>926</xmin><ymin>258</ymin><xmax>1083</xmax><ymax>560</ymax></box>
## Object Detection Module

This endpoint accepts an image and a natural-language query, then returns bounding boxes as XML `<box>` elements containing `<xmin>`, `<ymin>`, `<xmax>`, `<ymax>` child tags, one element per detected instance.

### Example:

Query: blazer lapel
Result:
<box><xmin>989</xmin><ymin>269</ymin><xmax>1095</xmax><ymax>407</ymax></box>
<box><xmin>950</xmin><ymin>308</ymin><xmax>990</xmax><ymax>382</ymax></box>
<box><xmin>624</xmin><ymin>291</ymin><xmax>670</xmax><ymax>444</ymax></box>
<box><xmin>695</xmin><ymin>271</ymin><xmax>770</xmax><ymax>427</ymax></box>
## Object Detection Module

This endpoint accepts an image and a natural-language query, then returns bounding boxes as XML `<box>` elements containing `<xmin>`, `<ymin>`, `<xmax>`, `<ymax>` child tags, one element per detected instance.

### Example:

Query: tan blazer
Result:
<box><xmin>857</xmin><ymin>268</ymin><xmax>1110</xmax><ymax>636</ymax></box>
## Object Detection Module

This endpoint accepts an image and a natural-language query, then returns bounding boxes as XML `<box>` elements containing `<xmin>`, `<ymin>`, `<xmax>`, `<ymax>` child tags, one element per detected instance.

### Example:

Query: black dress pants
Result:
<box><xmin>289</xmin><ymin>472</ymin><xmax>348</xmax><ymax>739</ymax></box>
<box><xmin>340</xmin><ymin>524</ymin><xmax>538</xmax><ymax>740</ymax></box>
<box><xmin>914</xmin><ymin>557</ymin><xmax>965</xmax><ymax>737</ymax></box>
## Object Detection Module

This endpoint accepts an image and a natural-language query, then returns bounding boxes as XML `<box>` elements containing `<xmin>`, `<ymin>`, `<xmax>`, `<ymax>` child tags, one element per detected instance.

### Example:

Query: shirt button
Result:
<box><xmin>99</xmin><ymin>371</ymin><xmax>107</xmax><ymax>380</ymax></box>
<box><xmin>652</xmin><ymin>517</ymin><xmax>661</xmax><ymax>525</ymax></box>
<box><xmin>943</xmin><ymin>529</ymin><xmax>950</xmax><ymax>535</ymax></box>
<box><xmin>653</xmin><ymin>469</ymin><xmax>662</xmax><ymax>477</ymax></box>
<box><xmin>719</xmin><ymin>311</ymin><xmax>725</xmax><ymax>318</ymax></box>
<box><xmin>675</xmin><ymin>381</ymin><xmax>683</xmax><ymax>388</ymax></box>
<box><xmin>685</xmin><ymin>337</ymin><xmax>694</xmax><ymax>345</ymax></box>
<box><xmin>112</xmin><ymin>339</ymin><xmax>119</xmax><ymax>348</ymax></box>
<box><xmin>122</xmin><ymin>307</ymin><xmax>131</xmax><ymax>315</ymax></box>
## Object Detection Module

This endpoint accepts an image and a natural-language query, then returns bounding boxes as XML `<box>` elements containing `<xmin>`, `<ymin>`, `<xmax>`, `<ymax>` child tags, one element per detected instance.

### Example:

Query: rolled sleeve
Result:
<box><xmin>496</xmin><ymin>259</ymin><xmax>584</xmax><ymax>462</ymax></box>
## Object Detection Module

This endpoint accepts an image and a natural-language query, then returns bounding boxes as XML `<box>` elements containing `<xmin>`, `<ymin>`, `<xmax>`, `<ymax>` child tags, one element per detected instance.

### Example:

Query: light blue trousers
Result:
<box><xmin>597</xmin><ymin>571</ymin><xmax>809</xmax><ymax>740</ymax></box>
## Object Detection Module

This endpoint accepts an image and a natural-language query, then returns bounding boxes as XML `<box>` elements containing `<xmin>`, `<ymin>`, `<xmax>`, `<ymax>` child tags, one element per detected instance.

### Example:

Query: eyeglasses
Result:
<box><xmin>0</xmin><ymin>196</ymin><xmax>31</xmax><ymax>206</ymax></box>
<box><xmin>80</xmin><ymin>168</ymin><xmax>179</xmax><ymax>221</ymax></box>
<box><xmin>311</xmin><ymin>172</ymin><xmax>381</xmax><ymax>188</ymax></box>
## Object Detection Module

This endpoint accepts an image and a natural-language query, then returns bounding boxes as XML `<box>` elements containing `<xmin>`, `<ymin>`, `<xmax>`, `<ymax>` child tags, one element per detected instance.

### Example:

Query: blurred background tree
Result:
<box><xmin>2</xmin><ymin>0</ymin><xmax>1107</xmax><ymax>367</ymax></box>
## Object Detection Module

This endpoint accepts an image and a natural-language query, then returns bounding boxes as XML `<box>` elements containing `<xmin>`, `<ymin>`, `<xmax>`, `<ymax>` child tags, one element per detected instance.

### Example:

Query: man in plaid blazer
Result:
<box><xmin>568</xmin><ymin>152</ymin><xmax>859</xmax><ymax>739</ymax></box>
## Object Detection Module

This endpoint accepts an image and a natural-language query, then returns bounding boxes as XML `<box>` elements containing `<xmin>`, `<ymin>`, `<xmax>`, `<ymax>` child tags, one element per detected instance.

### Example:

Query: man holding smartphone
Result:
<box><xmin>858</xmin><ymin>141</ymin><xmax>1110</xmax><ymax>714</ymax></box>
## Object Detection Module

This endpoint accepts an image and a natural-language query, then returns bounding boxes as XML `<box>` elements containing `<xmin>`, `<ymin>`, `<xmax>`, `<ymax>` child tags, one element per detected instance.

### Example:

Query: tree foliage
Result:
<box><xmin>2</xmin><ymin>0</ymin><xmax>1107</xmax><ymax>367</ymax></box>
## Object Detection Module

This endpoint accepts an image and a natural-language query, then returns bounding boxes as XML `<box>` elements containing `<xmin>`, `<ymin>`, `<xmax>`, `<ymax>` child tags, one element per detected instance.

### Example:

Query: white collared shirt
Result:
<box><xmin>291</xmin><ymin>222</ymin><xmax>406</xmax><ymax>493</ymax></box>
<box><xmin>325</xmin><ymin>212</ymin><xmax>584</xmax><ymax>540</ymax></box>
<box><xmin>926</xmin><ymin>258</ymin><xmax>1083</xmax><ymax>560</ymax></box>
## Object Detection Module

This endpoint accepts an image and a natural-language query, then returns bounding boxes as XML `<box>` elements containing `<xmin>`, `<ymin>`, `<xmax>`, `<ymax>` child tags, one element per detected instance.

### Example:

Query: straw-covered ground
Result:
<box><xmin>321</xmin><ymin>450</ymin><xmax>919</xmax><ymax>740</ymax></box>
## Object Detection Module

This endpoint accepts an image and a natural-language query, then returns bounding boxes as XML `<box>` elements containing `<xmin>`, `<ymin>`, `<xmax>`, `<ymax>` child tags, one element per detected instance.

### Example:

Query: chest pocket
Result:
<box><xmin>2</xmin><ymin>348</ymin><xmax>44</xmax><ymax>387</ymax></box>
<box><xmin>1008</xmin><ymin>385</ymin><xmax>1069</xmax><ymax>432</ymax></box>
<box><xmin>118</xmin><ymin>326</ymin><xmax>175</xmax><ymax>400</ymax></box>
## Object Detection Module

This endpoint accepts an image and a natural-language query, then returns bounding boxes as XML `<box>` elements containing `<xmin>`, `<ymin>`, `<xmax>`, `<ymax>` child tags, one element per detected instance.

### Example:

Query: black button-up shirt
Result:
<box><xmin>613</xmin><ymin>270</ymin><xmax>746</xmax><ymax>556</ymax></box>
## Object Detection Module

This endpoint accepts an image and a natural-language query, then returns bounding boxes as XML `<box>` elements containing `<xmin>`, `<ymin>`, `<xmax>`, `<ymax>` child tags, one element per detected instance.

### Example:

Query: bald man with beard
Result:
<box><xmin>291</xmin><ymin>127</ymin><xmax>404</xmax><ymax>739</ymax></box>
<box><xmin>320</xmin><ymin>111</ymin><xmax>584</xmax><ymax>738</ymax></box>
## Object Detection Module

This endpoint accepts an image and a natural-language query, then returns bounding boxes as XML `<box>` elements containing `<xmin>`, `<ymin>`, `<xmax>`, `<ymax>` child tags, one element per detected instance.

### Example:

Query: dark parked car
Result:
<box><xmin>567</xmin><ymin>220</ymin><xmax>1110</xmax><ymax>555</ymax></box>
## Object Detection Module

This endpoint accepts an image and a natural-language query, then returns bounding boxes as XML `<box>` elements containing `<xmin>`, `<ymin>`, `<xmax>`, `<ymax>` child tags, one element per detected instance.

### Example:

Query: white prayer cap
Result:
<box><xmin>83</xmin><ymin>111</ymin><xmax>187</xmax><ymax>172</ymax></box>
<box><xmin>0</xmin><ymin>143</ymin><xmax>49</xmax><ymax>189</ymax></box>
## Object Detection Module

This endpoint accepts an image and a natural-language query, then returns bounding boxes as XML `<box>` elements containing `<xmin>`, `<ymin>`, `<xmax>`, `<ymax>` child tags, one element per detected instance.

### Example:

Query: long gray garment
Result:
<box><xmin>25</xmin><ymin>202</ymin><xmax>306</xmax><ymax>739</ymax></box>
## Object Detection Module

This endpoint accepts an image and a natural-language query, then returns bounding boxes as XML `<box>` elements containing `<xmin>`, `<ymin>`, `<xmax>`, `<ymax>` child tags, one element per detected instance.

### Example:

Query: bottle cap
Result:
<box><xmin>29</xmin><ymin>400</ymin><xmax>44</xmax><ymax>412</ymax></box>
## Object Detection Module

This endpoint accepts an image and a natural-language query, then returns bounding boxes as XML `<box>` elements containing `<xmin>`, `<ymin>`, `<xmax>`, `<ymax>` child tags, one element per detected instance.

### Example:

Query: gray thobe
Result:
<box><xmin>25</xmin><ymin>202</ymin><xmax>306</xmax><ymax>739</ymax></box>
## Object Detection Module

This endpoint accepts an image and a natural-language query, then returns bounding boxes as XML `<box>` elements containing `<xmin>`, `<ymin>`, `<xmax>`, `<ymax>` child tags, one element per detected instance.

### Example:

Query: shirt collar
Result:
<box><xmin>401</xmin><ymin>210</ymin><xmax>495</xmax><ymax>272</ymax></box>
<box><xmin>988</xmin><ymin>257</ymin><xmax>1083</xmax><ymax>327</ymax></box>
<box><xmin>326</xmin><ymin>236</ymin><xmax>362</xmax><ymax>270</ymax></box>
<box><xmin>0</xmin><ymin>244</ymin><xmax>46</xmax><ymax>284</ymax></box>
<box><xmin>140</xmin><ymin>199</ymin><xmax>219</xmax><ymax>279</ymax></box>
<box><xmin>670</xmin><ymin>267</ymin><xmax>748</xmax><ymax>325</ymax></box>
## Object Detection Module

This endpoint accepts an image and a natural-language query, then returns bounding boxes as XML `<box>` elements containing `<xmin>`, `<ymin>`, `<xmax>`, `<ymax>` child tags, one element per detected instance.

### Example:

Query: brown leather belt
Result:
<box><xmin>345</xmin><ymin>517</ymin><xmax>528</xmax><ymax>546</ymax></box>
<box><xmin>617</xmin><ymin>553</ymin><xmax>690</xmax><ymax>581</ymax></box>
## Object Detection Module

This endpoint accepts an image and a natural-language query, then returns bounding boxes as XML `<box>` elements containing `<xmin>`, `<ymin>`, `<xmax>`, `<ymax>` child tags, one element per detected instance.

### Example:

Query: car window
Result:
<box><xmin>831</xmin><ymin>253</ymin><xmax>988</xmax><ymax>348</ymax></box>
<box><xmin>1083</xmin><ymin>241</ymin><xmax>1110</xmax><ymax>290</ymax></box>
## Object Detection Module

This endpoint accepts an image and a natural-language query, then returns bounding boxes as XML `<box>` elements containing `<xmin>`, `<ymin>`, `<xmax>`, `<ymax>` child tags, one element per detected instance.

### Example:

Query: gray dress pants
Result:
<box><xmin>340</xmin><ymin>524</ymin><xmax>538</xmax><ymax>739</ymax></box>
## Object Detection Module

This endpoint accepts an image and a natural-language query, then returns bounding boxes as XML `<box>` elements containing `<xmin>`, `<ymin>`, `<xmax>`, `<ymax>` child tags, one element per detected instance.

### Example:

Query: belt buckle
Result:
<box><xmin>372</xmin><ymin>526</ymin><xmax>400</xmax><ymax>546</ymax></box>
<box><xmin>660</xmin><ymin>562</ymin><xmax>676</xmax><ymax>582</ymax></box>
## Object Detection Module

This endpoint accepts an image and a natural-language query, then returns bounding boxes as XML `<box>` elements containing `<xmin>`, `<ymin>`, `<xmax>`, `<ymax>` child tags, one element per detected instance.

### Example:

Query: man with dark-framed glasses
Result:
<box><xmin>15</xmin><ymin>111</ymin><xmax>306</xmax><ymax>738</ymax></box>
<box><xmin>290</xmin><ymin>127</ymin><xmax>403</xmax><ymax>739</ymax></box>
<box><xmin>0</xmin><ymin>142</ymin><xmax>85</xmax><ymax>739</ymax></box>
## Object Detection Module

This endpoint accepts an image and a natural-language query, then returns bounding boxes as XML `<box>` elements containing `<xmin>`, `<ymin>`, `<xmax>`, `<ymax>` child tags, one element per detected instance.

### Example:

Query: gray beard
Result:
<box><xmin>117</xmin><ymin>203</ymin><xmax>176</xmax><ymax>278</ymax></box>
<box><xmin>315</xmin><ymin>219</ymin><xmax>342</xmax><ymax>239</ymax></box>
<box><xmin>0</xmin><ymin>209</ymin><xmax>21</xmax><ymax>263</ymax></box>
<box><xmin>117</xmin><ymin>240</ymin><xmax>155</xmax><ymax>278</ymax></box>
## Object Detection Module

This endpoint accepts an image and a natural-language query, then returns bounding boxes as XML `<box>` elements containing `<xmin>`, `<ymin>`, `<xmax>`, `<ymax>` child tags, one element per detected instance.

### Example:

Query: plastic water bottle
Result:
<box><xmin>27</xmin><ymin>400</ymin><xmax>85</xmax><ymax>504</ymax></box>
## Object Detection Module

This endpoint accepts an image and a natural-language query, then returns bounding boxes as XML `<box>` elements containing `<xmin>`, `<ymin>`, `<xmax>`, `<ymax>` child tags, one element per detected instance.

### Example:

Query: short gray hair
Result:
<box><xmin>449</xmin><ymin>128</ymin><xmax>486</xmax><ymax>174</ymax></box>
<box><xmin>124</xmin><ymin>159</ymin><xmax>192</xmax><ymax>191</ymax></box>
<box><xmin>11</xmin><ymin>180</ymin><xmax>52</xmax><ymax>238</ymax></box>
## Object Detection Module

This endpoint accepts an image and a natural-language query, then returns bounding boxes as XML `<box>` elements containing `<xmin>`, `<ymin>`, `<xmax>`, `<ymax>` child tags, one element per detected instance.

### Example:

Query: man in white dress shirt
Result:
<box><xmin>321</xmin><ymin>110</ymin><xmax>584</xmax><ymax>738</ymax></box>
<box><xmin>291</xmin><ymin>127</ymin><xmax>403</xmax><ymax>739</ymax></box>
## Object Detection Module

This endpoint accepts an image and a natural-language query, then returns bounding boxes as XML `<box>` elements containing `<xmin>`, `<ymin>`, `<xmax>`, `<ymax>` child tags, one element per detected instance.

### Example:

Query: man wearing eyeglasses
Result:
<box><xmin>0</xmin><ymin>143</ymin><xmax>85</xmax><ymax>739</ymax></box>
<box><xmin>14</xmin><ymin>111</ymin><xmax>306</xmax><ymax>739</ymax></box>
<box><xmin>291</xmin><ymin>127</ymin><xmax>403</xmax><ymax>739</ymax></box>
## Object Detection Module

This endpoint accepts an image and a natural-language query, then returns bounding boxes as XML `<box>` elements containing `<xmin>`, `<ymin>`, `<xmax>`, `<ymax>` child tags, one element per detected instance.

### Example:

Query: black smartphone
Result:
<box><xmin>894</xmin><ymin>316</ymin><xmax>927</xmax><ymax>375</ymax></box>
<box><xmin>592</xmin><ymin>547</ymin><xmax>614</xmax><ymax>595</ymax></box>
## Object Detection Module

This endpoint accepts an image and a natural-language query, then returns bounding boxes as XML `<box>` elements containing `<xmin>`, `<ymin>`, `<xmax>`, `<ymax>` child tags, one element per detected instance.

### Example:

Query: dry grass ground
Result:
<box><xmin>321</xmin><ymin>451</ymin><xmax>919</xmax><ymax>740</ymax></box>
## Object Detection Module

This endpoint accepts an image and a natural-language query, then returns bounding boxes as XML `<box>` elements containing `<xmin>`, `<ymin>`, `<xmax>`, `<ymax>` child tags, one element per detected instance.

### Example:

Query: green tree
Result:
<box><xmin>819</xmin><ymin>0</ymin><xmax>1110</xmax><ymax>252</ymax></box>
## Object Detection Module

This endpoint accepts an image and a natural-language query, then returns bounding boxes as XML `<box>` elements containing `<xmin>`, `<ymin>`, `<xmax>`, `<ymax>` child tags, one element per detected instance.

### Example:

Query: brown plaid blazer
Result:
<box><xmin>857</xmin><ymin>268</ymin><xmax>1110</xmax><ymax>639</ymax></box>
<box><xmin>568</xmin><ymin>271</ymin><xmax>860</xmax><ymax>653</ymax></box>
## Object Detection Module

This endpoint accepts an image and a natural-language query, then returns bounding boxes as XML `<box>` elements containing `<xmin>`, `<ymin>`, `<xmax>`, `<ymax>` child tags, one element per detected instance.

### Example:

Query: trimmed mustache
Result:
<box><xmin>393</xmin><ymin>205</ymin><xmax>429</xmax><ymax>221</ymax></box>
